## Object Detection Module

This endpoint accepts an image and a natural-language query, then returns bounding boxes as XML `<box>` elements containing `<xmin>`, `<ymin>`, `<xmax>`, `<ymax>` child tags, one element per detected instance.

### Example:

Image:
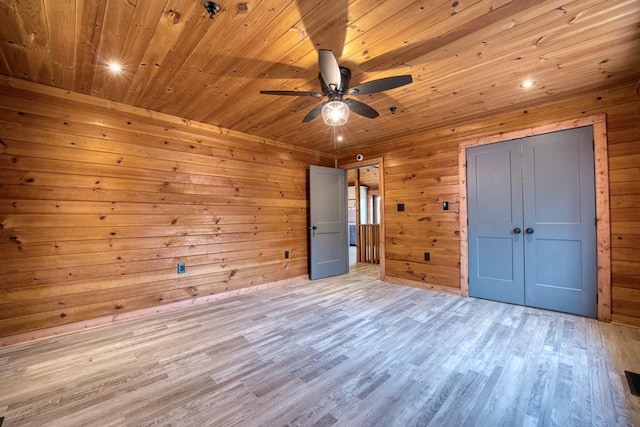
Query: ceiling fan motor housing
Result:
<box><xmin>320</xmin><ymin>67</ymin><xmax>352</xmax><ymax>99</ymax></box>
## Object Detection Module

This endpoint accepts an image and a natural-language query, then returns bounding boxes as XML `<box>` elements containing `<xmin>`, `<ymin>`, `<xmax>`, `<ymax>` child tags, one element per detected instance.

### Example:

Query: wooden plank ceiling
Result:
<box><xmin>1</xmin><ymin>0</ymin><xmax>638</xmax><ymax>154</ymax></box>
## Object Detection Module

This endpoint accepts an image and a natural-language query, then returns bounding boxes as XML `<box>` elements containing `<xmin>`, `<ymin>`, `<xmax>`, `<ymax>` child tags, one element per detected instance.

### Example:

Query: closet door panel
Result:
<box><xmin>467</xmin><ymin>139</ymin><xmax>524</xmax><ymax>305</ymax></box>
<box><xmin>523</xmin><ymin>126</ymin><xmax>597</xmax><ymax>317</ymax></box>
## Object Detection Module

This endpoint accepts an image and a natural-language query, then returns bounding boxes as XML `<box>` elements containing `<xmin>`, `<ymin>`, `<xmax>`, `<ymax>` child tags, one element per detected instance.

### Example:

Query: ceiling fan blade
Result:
<box><xmin>302</xmin><ymin>102</ymin><xmax>327</xmax><ymax>122</ymax></box>
<box><xmin>260</xmin><ymin>90</ymin><xmax>323</xmax><ymax>97</ymax></box>
<box><xmin>345</xmin><ymin>99</ymin><xmax>379</xmax><ymax>119</ymax></box>
<box><xmin>347</xmin><ymin>75</ymin><xmax>413</xmax><ymax>95</ymax></box>
<box><xmin>318</xmin><ymin>49</ymin><xmax>341</xmax><ymax>89</ymax></box>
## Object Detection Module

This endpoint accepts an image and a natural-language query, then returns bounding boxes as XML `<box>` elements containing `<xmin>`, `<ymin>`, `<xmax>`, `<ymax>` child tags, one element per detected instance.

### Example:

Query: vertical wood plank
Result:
<box><xmin>73</xmin><ymin>0</ymin><xmax>107</xmax><ymax>93</ymax></box>
<box><xmin>12</xmin><ymin>0</ymin><xmax>54</xmax><ymax>85</ymax></box>
<box><xmin>378</xmin><ymin>157</ymin><xmax>387</xmax><ymax>280</ymax></box>
<box><xmin>458</xmin><ymin>146</ymin><xmax>469</xmax><ymax>296</ymax></box>
<box><xmin>594</xmin><ymin>119</ymin><xmax>612</xmax><ymax>321</ymax></box>
<box><xmin>0</xmin><ymin>1</ymin><xmax>30</xmax><ymax>77</ymax></box>
<box><xmin>355</xmin><ymin>168</ymin><xmax>362</xmax><ymax>263</ymax></box>
<box><xmin>43</xmin><ymin>0</ymin><xmax>76</xmax><ymax>88</ymax></box>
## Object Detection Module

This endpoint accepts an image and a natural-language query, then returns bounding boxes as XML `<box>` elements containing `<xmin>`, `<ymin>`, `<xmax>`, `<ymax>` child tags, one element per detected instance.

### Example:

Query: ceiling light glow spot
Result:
<box><xmin>520</xmin><ymin>79</ymin><xmax>535</xmax><ymax>89</ymax></box>
<box><xmin>108</xmin><ymin>62</ymin><xmax>123</xmax><ymax>73</ymax></box>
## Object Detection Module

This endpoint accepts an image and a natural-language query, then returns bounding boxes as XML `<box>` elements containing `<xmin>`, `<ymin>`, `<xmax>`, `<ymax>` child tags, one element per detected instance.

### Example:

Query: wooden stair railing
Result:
<box><xmin>358</xmin><ymin>224</ymin><xmax>380</xmax><ymax>264</ymax></box>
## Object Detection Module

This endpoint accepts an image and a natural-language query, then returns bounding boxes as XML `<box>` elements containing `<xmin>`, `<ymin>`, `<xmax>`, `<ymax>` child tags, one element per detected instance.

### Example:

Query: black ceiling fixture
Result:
<box><xmin>260</xmin><ymin>49</ymin><xmax>412</xmax><ymax>126</ymax></box>
<box><xmin>204</xmin><ymin>1</ymin><xmax>220</xmax><ymax>19</ymax></box>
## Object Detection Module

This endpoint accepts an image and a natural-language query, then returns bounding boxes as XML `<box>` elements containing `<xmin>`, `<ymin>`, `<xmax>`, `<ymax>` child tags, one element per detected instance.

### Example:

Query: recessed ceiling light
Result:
<box><xmin>336</xmin><ymin>135</ymin><xmax>344</xmax><ymax>142</ymax></box>
<box><xmin>108</xmin><ymin>62</ymin><xmax>123</xmax><ymax>73</ymax></box>
<box><xmin>520</xmin><ymin>79</ymin><xmax>535</xmax><ymax>89</ymax></box>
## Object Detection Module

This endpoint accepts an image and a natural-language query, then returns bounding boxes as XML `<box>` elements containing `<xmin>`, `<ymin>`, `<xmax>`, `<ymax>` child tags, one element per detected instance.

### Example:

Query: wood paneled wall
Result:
<box><xmin>338</xmin><ymin>83</ymin><xmax>640</xmax><ymax>328</ymax></box>
<box><xmin>0</xmin><ymin>77</ymin><xmax>334</xmax><ymax>344</ymax></box>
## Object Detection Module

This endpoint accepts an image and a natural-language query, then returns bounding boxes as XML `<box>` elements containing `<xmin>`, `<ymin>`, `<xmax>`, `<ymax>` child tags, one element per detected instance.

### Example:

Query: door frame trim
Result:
<box><xmin>339</xmin><ymin>157</ymin><xmax>386</xmax><ymax>280</ymax></box>
<box><xmin>458</xmin><ymin>114</ymin><xmax>611</xmax><ymax>321</ymax></box>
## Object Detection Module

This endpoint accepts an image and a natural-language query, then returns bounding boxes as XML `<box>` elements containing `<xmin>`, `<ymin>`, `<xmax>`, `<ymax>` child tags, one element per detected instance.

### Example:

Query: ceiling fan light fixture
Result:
<box><xmin>260</xmin><ymin>49</ymin><xmax>412</xmax><ymax>125</ymax></box>
<box><xmin>322</xmin><ymin>100</ymin><xmax>349</xmax><ymax>126</ymax></box>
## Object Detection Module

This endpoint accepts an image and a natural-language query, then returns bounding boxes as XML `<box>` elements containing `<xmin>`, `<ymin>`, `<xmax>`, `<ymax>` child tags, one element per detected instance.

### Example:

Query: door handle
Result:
<box><xmin>526</xmin><ymin>227</ymin><xmax>534</xmax><ymax>234</ymax></box>
<box><xmin>311</xmin><ymin>225</ymin><xmax>317</xmax><ymax>230</ymax></box>
<box><xmin>513</xmin><ymin>227</ymin><xmax>522</xmax><ymax>234</ymax></box>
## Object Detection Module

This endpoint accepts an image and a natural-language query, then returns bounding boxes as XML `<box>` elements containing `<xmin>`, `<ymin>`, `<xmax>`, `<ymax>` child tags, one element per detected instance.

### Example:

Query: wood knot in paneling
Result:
<box><xmin>167</xmin><ymin>9</ymin><xmax>181</xmax><ymax>25</ymax></box>
<box><xmin>235</xmin><ymin>3</ymin><xmax>248</xmax><ymax>14</ymax></box>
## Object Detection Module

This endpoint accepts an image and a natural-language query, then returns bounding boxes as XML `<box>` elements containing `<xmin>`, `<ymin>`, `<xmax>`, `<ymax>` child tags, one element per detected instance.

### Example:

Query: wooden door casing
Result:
<box><xmin>459</xmin><ymin>115</ymin><xmax>610</xmax><ymax>321</ymax></box>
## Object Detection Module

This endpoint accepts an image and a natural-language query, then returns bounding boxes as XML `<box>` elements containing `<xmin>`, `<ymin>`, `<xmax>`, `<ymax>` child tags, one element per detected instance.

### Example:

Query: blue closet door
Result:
<box><xmin>467</xmin><ymin>126</ymin><xmax>597</xmax><ymax>317</ymax></box>
<box><xmin>523</xmin><ymin>127</ymin><xmax>597</xmax><ymax>317</ymax></box>
<box><xmin>467</xmin><ymin>139</ymin><xmax>525</xmax><ymax>305</ymax></box>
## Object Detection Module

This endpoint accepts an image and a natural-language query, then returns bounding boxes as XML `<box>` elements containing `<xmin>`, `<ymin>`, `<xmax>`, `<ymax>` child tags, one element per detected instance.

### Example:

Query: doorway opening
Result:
<box><xmin>340</xmin><ymin>157</ymin><xmax>385</xmax><ymax>279</ymax></box>
<box><xmin>348</xmin><ymin>167</ymin><xmax>380</xmax><ymax>266</ymax></box>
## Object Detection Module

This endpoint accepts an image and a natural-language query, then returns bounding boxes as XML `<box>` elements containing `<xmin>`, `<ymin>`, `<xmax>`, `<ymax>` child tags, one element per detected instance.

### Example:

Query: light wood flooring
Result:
<box><xmin>1</xmin><ymin>263</ymin><xmax>638</xmax><ymax>426</ymax></box>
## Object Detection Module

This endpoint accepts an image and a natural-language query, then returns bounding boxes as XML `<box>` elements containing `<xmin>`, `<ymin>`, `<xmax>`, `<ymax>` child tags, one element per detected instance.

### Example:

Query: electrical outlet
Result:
<box><xmin>397</xmin><ymin>203</ymin><xmax>405</xmax><ymax>212</ymax></box>
<box><xmin>424</xmin><ymin>252</ymin><xmax>430</xmax><ymax>262</ymax></box>
<box><xmin>177</xmin><ymin>262</ymin><xmax>186</xmax><ymax>274</ymax></box>
<box><xmin>284</xmin><ymin>250</ymin><xmax>290</xmax><ymax>259</ymax></box>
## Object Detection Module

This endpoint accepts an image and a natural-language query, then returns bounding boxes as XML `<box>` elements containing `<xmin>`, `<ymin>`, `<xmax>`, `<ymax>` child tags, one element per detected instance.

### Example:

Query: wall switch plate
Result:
<box><xmin>424</xmin><ymin>252</ymin><xmax>430</xmax><ymax>261</ymax></box>
<box><xmin>177</xmin><ymin>262</ymin><xmax>186</xmax><ymax>274</ymax></box>
<box><xmin>397</xmin><ymin>203</ymin><xmax>405</xmax><ymax>212</ymax></box>
<box><xmin>443</xmin><ymin>201</ymin><xmax>449</xmax><ymax>210</ymax></box>
<box><xmin>284</xmin><ymin>250</ymin><xmax>290</xmax><ymax>259</ymax></box>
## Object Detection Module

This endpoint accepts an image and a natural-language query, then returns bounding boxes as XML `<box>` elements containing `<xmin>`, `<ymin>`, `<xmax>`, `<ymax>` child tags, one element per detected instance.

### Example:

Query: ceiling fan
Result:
<box><xmin>259</xmin><ymin>49</ymin><xmax>412</xmax><ymax>126</ymax></box>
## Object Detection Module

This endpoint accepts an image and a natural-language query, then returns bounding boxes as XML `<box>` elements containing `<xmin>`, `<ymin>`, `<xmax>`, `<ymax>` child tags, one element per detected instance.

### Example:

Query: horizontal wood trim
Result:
<box><xmin>385</xmin><ymin>259</ymin><xmax>460</xmax><ymax>288</ymax></box>
<box><xmin>384</xmin><ymin>275</ymin><xmax>462</xmax><ymax>296</ymax></box>
<box><xmin>457</xmin><ymin>114</ymin><xmax>607</xmax><ymax>148</ymax></box>
<box><xmin>612</xmin><ymin>315</ymin><xmax>640</xmax><ymax>329</ymax></box>
<box><xmin>0</xmin><ymin>185</ymin><xmax>309</xmax><ymax>209</ymax></box>
<box><xmin>0</xmin><ymin>274</ymin><xmax>308</xmax><ymax>348</ymax></box>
